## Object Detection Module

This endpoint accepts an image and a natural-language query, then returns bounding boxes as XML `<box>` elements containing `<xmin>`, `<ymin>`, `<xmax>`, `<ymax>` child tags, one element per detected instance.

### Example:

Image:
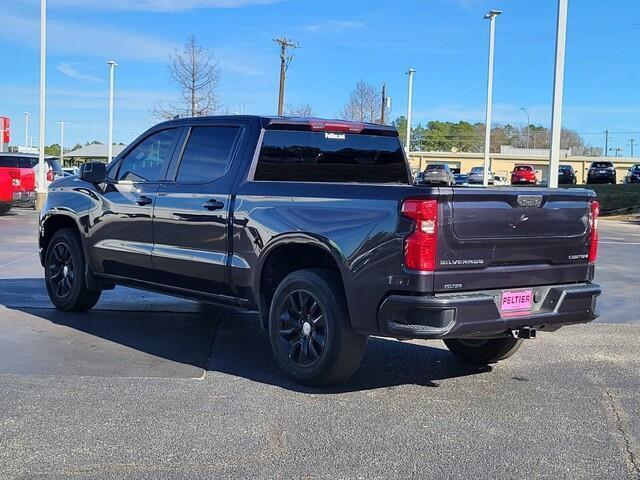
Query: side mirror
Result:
<box><xmin>80</xmin><ymin>162</ymin><xmax>107</xmax><ymax>184</ymax></box>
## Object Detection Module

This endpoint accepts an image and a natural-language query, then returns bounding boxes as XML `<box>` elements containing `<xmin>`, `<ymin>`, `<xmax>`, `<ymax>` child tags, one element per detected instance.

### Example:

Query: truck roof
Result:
<box><xmin>156</xmin><ymin>115</ymin><xmax>398</xmax><ymax>135</ymax></box>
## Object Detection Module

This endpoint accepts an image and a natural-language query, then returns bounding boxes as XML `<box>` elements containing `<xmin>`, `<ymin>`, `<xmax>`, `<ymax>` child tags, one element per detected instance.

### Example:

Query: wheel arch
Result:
<box><xmin>256</xmin><ymin>235</ymin><xmax>350</xmax><ymax>329</ymax></box>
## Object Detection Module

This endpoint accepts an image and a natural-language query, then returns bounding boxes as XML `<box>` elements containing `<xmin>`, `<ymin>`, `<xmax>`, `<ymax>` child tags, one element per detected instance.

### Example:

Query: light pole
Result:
<box><xmin>56</xmin><ymin>121</ymin><xmax>68</xmax><ymax>166</ymax></box>
<box><xmin>36</xmin><ymin>0</ymin><xmax>47</xmax><ymax>211</ymax></box>
<box><xmin>107</xmin><ymin>60</ymin><xmax>117</xmax><ymax>163</ymax></box>
<box><xmin>482</xmin><ymin>9</ymin><xmax>502</xmax><ymax>187</ymax></box>
<box><xmin>520</xmin><ymin>107</ymin><xmax>530</xmax><ymax>149</ymax></box>
<box><xmin>405</xmin><ymin>68</ymin><xmax>416</xmax><ymax>154</ymax></box>
<box><xmin>24</xmin><ymin>112</ymin><xmax>31</xmax><ymax>148</ymax></box>
<box><xmin>548</xmin><ymin>0</ymin><xmax>568</xmax><ymax>189</ymax></box>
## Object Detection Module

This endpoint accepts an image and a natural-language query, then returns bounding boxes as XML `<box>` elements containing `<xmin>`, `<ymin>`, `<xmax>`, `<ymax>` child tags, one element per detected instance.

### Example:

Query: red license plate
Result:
<box><xmin>500</xmin><ymin>289</ymin><xmax>533</xmax><ymax>313</ymax></box>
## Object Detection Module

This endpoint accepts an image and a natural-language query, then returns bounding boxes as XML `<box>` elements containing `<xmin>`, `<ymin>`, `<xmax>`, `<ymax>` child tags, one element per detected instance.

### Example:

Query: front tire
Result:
<box><xmin>268</xmin><ymin>269</ymin><xmax>367</xmax><ymax>386</ymax></box>
<box><xmin>444</xmin><ymin>337</ymin><xmax>523</xmax><ymax>364</ymax></box>
<box><xmin>45</xmin><ymin>228</ymin><xmax>101</xmax><ymax>312</ymax></box>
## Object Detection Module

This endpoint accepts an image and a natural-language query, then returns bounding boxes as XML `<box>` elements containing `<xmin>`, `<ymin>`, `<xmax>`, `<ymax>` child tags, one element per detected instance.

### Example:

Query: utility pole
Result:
<box><xmin>274</xmin><ymin>38</ymin><xmax>298</xmax><ymax>116</ymax></box>
<box><xmin>604</xmin><ymin>129</ymin><xmax>609</xmax><ymax>156</ymax></box>
<box><xmin>36</xmin><ymin>0</ymin><xmax>47</xmax><ymax>211</ymax></box>
<box><xmin>380</xmin><ymin>83</ymin><xmax>387</xmax><ymax>124</ymax></box>
<box><xmin>24</xmin><ymin>112</ymin><xmax>30</xmax><ymax>148</ymax></box>
<box><xmin>56</xmin><ymin>121</ymin><xmax>68</xmax><ymax>166</ymax></box>
<box><xmin>107</xmin><ymin>60</ymin><xmax>117</xmax><ymax>163</ymax></box>
<box><xmin>483</xmin><ymin>9</ymin><xmax>502</xmax><ymax>187</ymax></box>
<box><xmin>520</xmin><ymin>107</ymin><xmax>530</xmax><ymax>149</ymax></box>
<box><xmin>629</xmin><ymin>139</ymin><xmax>635</xmax><ymax>157</ymax></box>
<box><xmin>405</xmin><ymin>68</ymin><xmax>416</xmax><ymax>153</ymax></box>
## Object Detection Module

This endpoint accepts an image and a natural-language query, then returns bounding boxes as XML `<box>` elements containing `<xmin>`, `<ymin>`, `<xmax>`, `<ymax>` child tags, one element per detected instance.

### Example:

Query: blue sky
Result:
<box><xmin>1</xmin><ymin>0</ymin><xmax>639</xmax><ymax>153</ymax></box>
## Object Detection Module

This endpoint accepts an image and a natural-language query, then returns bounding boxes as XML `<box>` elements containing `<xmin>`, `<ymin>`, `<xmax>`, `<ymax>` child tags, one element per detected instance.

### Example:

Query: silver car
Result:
<box><xmin>415</xmin><ymin>163</ymin><xmax>455</xmax><ymax>186</ymax></box>
<box><xmin>468</xmin><ymin>166</ymin><xmax>495</xmax><ymax>185</ymax></box>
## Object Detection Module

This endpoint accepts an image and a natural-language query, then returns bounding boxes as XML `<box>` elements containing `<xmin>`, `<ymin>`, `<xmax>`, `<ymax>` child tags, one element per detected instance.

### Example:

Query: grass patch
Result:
<box><xmin>561</xmin><ymin>183</ymin><xmax>640</xmax><ymax>214</ymax></box>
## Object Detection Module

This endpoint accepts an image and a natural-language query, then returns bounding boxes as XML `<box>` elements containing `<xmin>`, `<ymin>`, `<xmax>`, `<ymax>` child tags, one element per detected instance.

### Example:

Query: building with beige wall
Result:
<box><xmin>408</xmin><ymin>149</ymin><xmax>639</xmax><ymax>184</ymax></box>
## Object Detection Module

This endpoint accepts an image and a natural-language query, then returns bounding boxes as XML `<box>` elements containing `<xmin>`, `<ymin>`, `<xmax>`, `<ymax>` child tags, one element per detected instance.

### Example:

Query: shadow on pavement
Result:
<box><xmin>1</xmin><ymin>278</ymin><xmax>491</xmax><ymax>390</ymax></box>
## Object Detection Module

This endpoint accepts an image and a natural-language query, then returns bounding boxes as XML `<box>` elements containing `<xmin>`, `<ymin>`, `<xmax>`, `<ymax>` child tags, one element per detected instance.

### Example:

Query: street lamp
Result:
<box><xmin>36</xmin><ymin>0</ymin><xmax>48</xmax><ymax>211</ymax></box>
<box><xmin>548</xmin><ymin>0</ymin><xmax>569</xmax><ymax>189</ymax></box>
<box><xmin>107</xmin><ymin>60</ymin><xmax>118</xmax><ymax>163</ymax></box>
<box><xmin>520</xmin><ymin>107</ymin><xmax>530</xmax><ymax>149</ymax></box>
<box><xmin>482</xmin><ymin>9</ymin><xmax>502</xmax><ymax>187</ymax></box>
<box><xmin>56</xmin><ymin>121</ymin><xmax>68</xmax><ymax>166</ymax></box>
<box><xmin>24</xmin><ymin>112</ymin><xmax>31</xmax><ymax>149</ymax></box>
<box><xmin>405</xmin><ymin>68</ymin><xmax>416</xmax><ymax>154</ymax></box>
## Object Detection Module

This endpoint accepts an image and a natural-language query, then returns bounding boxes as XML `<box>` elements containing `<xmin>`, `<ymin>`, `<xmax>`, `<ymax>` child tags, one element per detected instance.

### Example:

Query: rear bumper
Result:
<box><xmin>378</xmin><ymin>282</ymin><xmax>601</xmax><ymax>339</ymax></box>
<box><xmin>12</xmin><ymin>190</ymin><xmax>36</xmax><ymax>206</ymax></box>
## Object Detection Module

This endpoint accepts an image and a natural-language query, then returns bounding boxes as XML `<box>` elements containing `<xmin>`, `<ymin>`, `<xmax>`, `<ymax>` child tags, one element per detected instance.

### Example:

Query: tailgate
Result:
<box><xmin>434</xmin><ymin>187</ymin><xmax>596</xmax><ymax>292</ymax></box>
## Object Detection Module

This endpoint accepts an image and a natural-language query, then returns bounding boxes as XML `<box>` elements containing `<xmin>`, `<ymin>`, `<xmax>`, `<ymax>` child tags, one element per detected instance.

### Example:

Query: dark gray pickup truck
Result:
<box><xmin>39</xmin><ymin>116</ymin><xmax>601</xmax><ymax>385</ymax></box>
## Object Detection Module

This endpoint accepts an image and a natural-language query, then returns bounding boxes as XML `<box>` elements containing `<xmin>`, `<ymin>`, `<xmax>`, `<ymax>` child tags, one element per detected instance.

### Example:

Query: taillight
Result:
<box><xmin>401</xmin><ymin>199</ymin><xmax>438</xmax><ymax>272</ymax></box>
<box><xmin>588</xmin><ymin>200</ymin><xmax>599</xmax><ymax>264</ymax></box>
<box><xmin>46</xmin><ymin>170</ymin><xmax>54</xmax><ymax>182</ymax></box>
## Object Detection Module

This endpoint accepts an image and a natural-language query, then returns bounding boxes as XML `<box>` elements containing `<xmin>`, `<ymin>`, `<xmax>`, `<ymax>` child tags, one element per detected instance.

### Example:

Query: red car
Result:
<box><xmin>511</xmin><ymin>165</ymin><xmax>537</xmax><ymax>185</ymax></box>
<box><xmin>0</xmin><ymin>154</ymin><xmax>37</xmax><ymax>214</ymax></box>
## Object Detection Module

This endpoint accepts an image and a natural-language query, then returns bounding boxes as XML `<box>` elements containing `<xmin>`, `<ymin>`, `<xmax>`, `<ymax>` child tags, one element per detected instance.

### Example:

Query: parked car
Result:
<box><xmin>467</xmin><ymin>166</ymin><xmax>494</xmax><ymax>185</ymax></box>
<box><xmin>558</xmin><ymin>165</ymin><xmax>577</xmax><ymax>184</ymax></box>
<box><xmin>415</xmin><ymin>163</ymin><xmax>455</xmax><ymax>186</ymax></box>
<box><xmin>62</xmin><ymin>167</ymin><xmax>79</xmax><ymax>176</ymax></box>
<box><xmin>493</xmin><ymin>175</ymin><xmax>509</xmax><ymax>186</ymax></box>
<box><xmin>511</xmin><ymin>165</ymin><xmax>538</xmax><ymax>185</ymax></box>
<box><xmin>0</xmin><ymin>153</ymin><xmax>37</xmax><ymax>214</ymax></box>
<box><xmin>587</xmin><ymin>161</ymin><xmax>616</xmax><ymax>184</ymax></box>
<box><xmin>453</xmin><ymin>173</ymin><xmax>468</xmax><ymax>186</ymax></box>
<box><xmin>624</xmin><ymin>164</ymin><xmax>640</xmax><ymax>184</ymax></box>
<box><xmin>39</xmin><ymin>116</ymin><xmax>602</xmax><ymax>386</ymax></box>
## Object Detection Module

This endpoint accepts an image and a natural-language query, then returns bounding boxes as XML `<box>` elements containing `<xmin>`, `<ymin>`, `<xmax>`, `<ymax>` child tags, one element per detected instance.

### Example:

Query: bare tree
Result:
<box><xmin>339</xmin><ymin>80</ymin><xmax>382</xmax><ymax>123</ymax></box>
<box><xmin>286</xmin><ymin>104</ymin><xmax>314</xmax><ymax>117</ymax></box>
<box><xmin>153</xmin><ymin>36</ymin><xmax>221</xmax><ymax>119</ymax></box>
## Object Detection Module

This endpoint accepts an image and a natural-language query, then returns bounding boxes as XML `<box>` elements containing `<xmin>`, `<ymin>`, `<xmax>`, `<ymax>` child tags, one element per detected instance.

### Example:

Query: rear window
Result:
<box><xmin>559</xmin><ymin>165</ymin><xmax>572</xmax><ymax>171</ymax></box>
<box><xmin>514</xmin><ymin>165</ymin><xmax>533</xmax><ymax>171</ymax></box>
<box><xmin>254</xmin><ymin>130</ymin><xmax>409</xmax><ymax>184</ymax></box>
<box><xmin>591</xmin><ymin>162</ymin><xmax>613</xmax><ymax>168</ymax></box>
<box><xmin>48</xmin><ymin>159</ymin><xmax>63</xmax><ymax>173</ymax></box>
<box><xmin>0</xmin><ymin>156</ymin><xmax>37</xmax><ymax>168</ymax></box>
<box><xmin>426</xmin><ymin>164</ymin><xmax>445</xmax><ymax>171</ymax></box>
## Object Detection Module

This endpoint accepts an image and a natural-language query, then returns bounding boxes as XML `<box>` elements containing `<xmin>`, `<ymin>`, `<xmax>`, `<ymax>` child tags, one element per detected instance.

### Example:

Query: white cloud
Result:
<box><xmin>0</xmin><ymin>11</ymin><xmax>177</xmax><ymax>61</ymax></box>
<box><xmin>298</xmin><ymin>20</ymin><xmax>365</xmax><ymax>33</ymax></box>
<box><xmin>44</xmin><ymin>0</ymin><xmax>287</xmax><ymax>12</ymax></box>
<box><xmin>57</xmin><ymin>63</ymin><xmax>103</xmax><ymax>83</ymax></box>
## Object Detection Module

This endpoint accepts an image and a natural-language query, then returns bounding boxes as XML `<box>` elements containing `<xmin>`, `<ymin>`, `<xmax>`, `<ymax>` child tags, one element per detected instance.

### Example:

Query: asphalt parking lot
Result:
<box><xmin>0</xmin><ymin>209</ymin><xmax>639</xmax><ymax>479</ymax></box>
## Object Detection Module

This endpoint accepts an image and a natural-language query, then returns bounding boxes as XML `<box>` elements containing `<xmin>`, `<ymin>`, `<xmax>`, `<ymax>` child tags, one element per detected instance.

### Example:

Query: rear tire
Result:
<box><xmin>444</xmin><ymin>337</ymin><xmax>523</xmax><ymax>364</ymax></box>
<box><xmin>0</xmin><ymin>203</ymin><xmax>11</xmax><ymax>215</ymax></box>
<box><xmin>268</xmin><ymin>269</ymin><xmax>367</xmax><ymax>386</ymax></box>
<box><xmin>45</xmin><ymin>228</ymin><xmax>101</xmax><ymax>312</ymax></box>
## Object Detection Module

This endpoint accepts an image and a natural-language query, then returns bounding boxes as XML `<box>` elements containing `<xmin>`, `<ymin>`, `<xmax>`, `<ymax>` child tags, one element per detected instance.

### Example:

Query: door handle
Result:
<box><xmin>136</xmin><ymin>195</ymin><xmax>153</xmax><ymax>206</ymax></box>
<box><xmin>203</xmin><ymin>199</ymin><xmax>224</xmax><ymax>211</ymax></box>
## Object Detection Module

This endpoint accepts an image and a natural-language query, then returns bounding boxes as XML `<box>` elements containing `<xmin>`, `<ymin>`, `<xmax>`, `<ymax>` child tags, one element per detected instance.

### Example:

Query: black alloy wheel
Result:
<box><xmin>276</xmin><ymin>289</ymin><xmax>328</xmax><ymax>367</ymax></box>
<box><xmin>48</xmin><ymin>241</ymin><xmax>75</xmax><ymax>299</ymax></box>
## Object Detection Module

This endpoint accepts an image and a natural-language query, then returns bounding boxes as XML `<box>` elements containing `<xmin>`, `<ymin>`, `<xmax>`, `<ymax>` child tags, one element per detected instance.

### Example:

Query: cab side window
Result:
<box><xmin>176</xmin><ymin>126</ymin><xmax>240</xmax><ymax>183</ymax></box>
<box><xmin>117</xmin><ymin>129</ymin><xmax>179</xmax><ymax>182</ymax></box>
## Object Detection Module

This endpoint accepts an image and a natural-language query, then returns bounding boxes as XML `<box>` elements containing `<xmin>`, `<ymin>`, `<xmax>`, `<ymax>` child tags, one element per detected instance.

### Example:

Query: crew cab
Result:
<box><xmin>0</xmin><ymin>153</ymin><xmax>37</xmax><ymax>214</ymax></box>
<box><xmin>38</xmin><ymin>116</ymin><xmax>602</xmax><ymax>386</ymax></box>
